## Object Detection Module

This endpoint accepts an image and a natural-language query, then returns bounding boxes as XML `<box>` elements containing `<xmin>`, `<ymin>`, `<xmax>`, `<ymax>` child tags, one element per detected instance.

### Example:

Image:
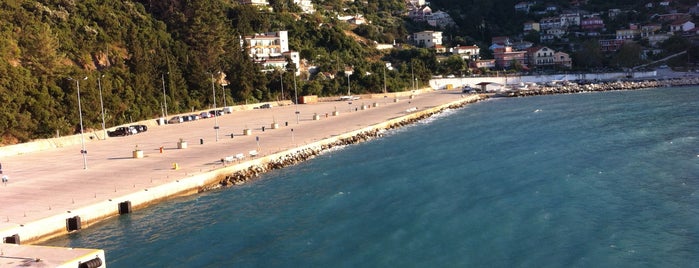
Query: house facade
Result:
<box><xmin>526</xmin><ymin>46</ymin><xmax>555</xmax><ymax>68</ymax></box>
<box><xmin>243</xmin><ymin>31</ymin><xmax>299</xmax><ymax>73</ymax></box>
<box><xmin>554</xmin><ymin>51</ymin><xmax>572</xmax><ymax>68</ymax></box>
<box><xmin>493</xmin><ymin>46</ymin><xmax>527</xmax><ymax>69</ymax></box>
<box><xmin>670</xmin><ymin>20</ymin><xmax>695</xmax><ymax>32</ymax></box>
<box><xmin>451</xmin><ymin>45</ymin><xmax>480</xmax><ymax>60</ymax></box>
<box><xmin>413</xmin><ymin>31</ymin><xmax>443</xmax><ymax>48</ymax></box>
<box><xmin>598</xmin><ymin>39</ymin><xmax>625</xmax><ymax>52</ymax></box>
<box><xmin>581</xmin><ymin>16</ymin><xmax>604</xmax><ymax>31</ymax></box>
<box><xmin>616</xmin><ymin>28</ymin><xmax>640</xmax><ymax>40</ymax></box>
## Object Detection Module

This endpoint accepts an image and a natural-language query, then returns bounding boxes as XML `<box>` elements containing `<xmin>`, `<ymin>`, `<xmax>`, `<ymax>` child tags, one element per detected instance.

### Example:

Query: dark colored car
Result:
<box><xmin>108</xmin><ymin>127</ymin><xmax>131</xmax><ymax>137</ymax></box>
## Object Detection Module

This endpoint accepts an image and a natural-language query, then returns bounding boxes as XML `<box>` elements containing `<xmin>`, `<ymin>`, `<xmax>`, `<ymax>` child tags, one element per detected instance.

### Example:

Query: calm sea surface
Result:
<box><xmin>43</xmin><ymin>87</ymin><xmax>699</xmax><ymax>267</ymax></box>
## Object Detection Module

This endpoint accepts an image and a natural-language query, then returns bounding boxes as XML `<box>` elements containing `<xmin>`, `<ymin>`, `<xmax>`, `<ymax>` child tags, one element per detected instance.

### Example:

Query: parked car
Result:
<box><xmin>200</xmin><ymin>112</ymin><xmax>211</xmax><ymax>119</ymax></box>
<box><xmin>189</xmin><ymin>114</ymin><xmax>200</xmax><ymax>120</ymax></box>
<box><xmin>209</xmin><ymin>110</ymin><xmax>223</xmax><ymax>117</ymax></box>
<box><xmin>107</xmin><ymin>127</ymin><xmax>131</xmax><ymax>137</ymax></box>
<box><xmin>258</xmin><ymin>103</ymin><xmax>271</xmax><ymax>109</ymax></box>
<box><xmin>168</xmin><ymin>116</ymin><xmax>183</xmax><ymax>124</ymax></box>
<box><xmin>130</xmin><ymin>125</ymin><xmax>148</xmax><ymax>133</ymax></box>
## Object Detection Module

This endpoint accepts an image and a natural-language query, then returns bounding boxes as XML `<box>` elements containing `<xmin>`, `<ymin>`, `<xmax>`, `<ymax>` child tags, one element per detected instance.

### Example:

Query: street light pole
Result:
<box><xmin>347</xmin><ymin>72</ymin><xmax>351</xmax><ymax>96</ymax></box>
<box><xmin>211</xmin><ymin>72</ymin><xmax>219</xmax><ymax>141</ymax></box>
<box><xmin>70</xmin><ymin>77</ymin><xmax>88</xmax><ymax>170</ymax></box>
<box><xmin>280</xmin><ymin>71</ymin><xmax>284</xmax><ymax>101</ymax></box>
<box><xmin>161</xmin><ymin>73</ymin><xmax>168</xmax><ymax>118</ymax></box>
<box><xmin>97</xmin><ymin>75</ymin><xmax>107</xmax><ymax>139</ymax></box>
<box><xmin>222</xmin><ymin>83</ymin><xmax>228</xmax><ymax>108</ymax></box>
<box><xmin>293</xmin><ymin>70</ymin><xmax>299</xmax><ymax>124</ymax></box>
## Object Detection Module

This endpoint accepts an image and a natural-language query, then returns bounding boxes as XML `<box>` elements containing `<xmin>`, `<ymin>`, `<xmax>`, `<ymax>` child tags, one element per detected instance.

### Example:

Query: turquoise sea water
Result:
<box><xmin>43</xmin><ymin>87</ymin><xmax>699</xmax><ymax>267</ymax></box>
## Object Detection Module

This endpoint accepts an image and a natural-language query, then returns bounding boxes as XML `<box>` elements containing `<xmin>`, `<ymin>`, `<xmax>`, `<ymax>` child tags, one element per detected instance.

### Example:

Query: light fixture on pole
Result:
<box><xmin>210</xmin><ymin>72</ymin><xmax>219</xmax><ymax>141</ymax></box>
<box><xmin>69</xmin><ymin>76</ymin><xmax>88</xmax><ymax>170</ymax></box>
<box><xmin>97</xmin><ymin>75</ymin><xmax>107</xmax><ymax>139</ymax></box>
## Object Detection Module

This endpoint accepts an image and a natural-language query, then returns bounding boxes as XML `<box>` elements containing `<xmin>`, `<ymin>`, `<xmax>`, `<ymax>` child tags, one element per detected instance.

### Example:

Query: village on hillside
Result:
<box><xmin>237</xmin><ymin>0</ymin><xmax>699</xmax><ymax>77</ymax></box>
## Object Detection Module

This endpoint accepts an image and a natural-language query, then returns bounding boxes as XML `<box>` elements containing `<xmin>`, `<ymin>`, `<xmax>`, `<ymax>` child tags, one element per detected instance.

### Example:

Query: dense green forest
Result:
<box><xmin>0</xmin><ymin>0</ymin><xmax>423</xmax><ymax>144</ymax></box>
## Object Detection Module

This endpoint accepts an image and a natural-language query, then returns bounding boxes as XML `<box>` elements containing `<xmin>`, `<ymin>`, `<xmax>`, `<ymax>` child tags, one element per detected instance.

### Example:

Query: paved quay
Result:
<box><xmin>0</xmin><ymin>89</ymin><xmax>482</xmax><ymax>244</ymax></box>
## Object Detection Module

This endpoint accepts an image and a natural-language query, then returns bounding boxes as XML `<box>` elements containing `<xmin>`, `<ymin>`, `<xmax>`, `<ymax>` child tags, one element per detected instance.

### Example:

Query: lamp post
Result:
<box><xmin>97</xmin><ymin>75</ymin><xmax>107</xmax><ymax>139</ymax></box>
<box><xmin>279</xmin><ymin>71</ymin><xmax>284</xmax><ymax>101</ymax></box>
<box><xmin>161</xmin><ymin>73</ymin><xmax>168</xmax><ymax>118</ymax></box>
<box><xmin>222</xmin><ymin>83</ymin><xmax>228</xmax><ymax>108</ymax></box>
<box><xmin>346</xmin><ymin>72</ymin><xmax>351</xmax><ymax>96</ymax></box>
<box><xmin>69</xmin><ymin>76</ymin><xmax>88</xmax><ymax>170</ymax></box>
<box><xmin>293</xmin><ymin>69</ymin><xmax>299</xmax><ymax>124</ymax></box>
<box><xmin>210</xmin><ymin>72</ymin><xmax>220</xmax><ymax>141</ymax></box>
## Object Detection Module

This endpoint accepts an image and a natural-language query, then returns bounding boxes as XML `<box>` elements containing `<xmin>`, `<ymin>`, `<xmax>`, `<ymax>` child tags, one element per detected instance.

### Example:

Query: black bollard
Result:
<box><xmin>200</xmin><ymin>138</ymin><xmax>204</xmax><ymax>145</ymax></box>
<box><xmin>262</xmin><ymin>126</ymin><xmax>265</xmax><ymax>132</ymax></box>
<box><xmin>285</xmin><ymin>122</ymin><xmax>288</xmax><ymax>126</ymax></box>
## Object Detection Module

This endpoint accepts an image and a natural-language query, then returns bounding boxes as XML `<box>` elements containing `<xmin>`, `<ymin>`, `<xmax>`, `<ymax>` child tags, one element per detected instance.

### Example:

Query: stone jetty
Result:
<box><xmin>502</xmin><ymin>77</ymin><xmax>699</xmax><ymax>97</ymax></box>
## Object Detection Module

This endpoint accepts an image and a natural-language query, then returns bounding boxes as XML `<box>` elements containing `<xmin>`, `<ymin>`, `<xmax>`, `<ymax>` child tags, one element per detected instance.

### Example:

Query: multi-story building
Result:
<box><xmin>242</xmin><ymin>31</ymin><xmax>300</xmax><ymax>73</ymax></box>
<box><xmin>412</xmin><ymin>31</ymin><xmax>443</xmax><ymax>48</ymax></box>
<box><xmin>560</xmin><ymin>13</ymin><xmax>581</xmax><ymax>27</ymax></box>
<box><xmin>581</xmin><ymin>16</ymin><xmax>604</xmax><ymax>31</ymax></box>
<box><xmin>616</xmin><ymin>27</ymin><xmax>640</xmax><ymax>40</ymax></box>
<box><xmin>540</xmin><ymin>17</ymin><xmax>562</xmax><ymax>30</ymax></box>
<box><xmin>493</xmin><ymin>46</ymin><xmax>527</xmax><ymax>69</ymax></box>
<box><xmin>598</xmin><ymin>39</ymin><xmax>625</xmax><ymax>52</ymax></box>
<box><xmin>526</xmin><ymin>46</ymin><xmax>555</xmax><ymax>68</ymax></box>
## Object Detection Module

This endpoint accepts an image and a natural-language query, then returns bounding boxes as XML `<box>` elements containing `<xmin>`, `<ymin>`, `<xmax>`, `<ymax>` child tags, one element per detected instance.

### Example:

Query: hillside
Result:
<box><xmin>0</xmin><ymin>0</ymin><xmax>413</xmax><ymax>144</ymax></box>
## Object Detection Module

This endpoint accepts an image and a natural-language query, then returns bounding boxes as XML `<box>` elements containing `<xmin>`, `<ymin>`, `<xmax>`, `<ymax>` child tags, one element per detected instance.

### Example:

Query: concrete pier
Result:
<box><xmin>0</xmin><ymin>90</ymin><xmax>483</xmax><ymax>245</ymax></box>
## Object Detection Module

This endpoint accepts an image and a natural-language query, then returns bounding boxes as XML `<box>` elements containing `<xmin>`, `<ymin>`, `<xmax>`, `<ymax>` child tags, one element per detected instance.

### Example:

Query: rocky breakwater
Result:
<box><xmin>214</xmin><ymin>94</ymin><xmax>485</xmax><ymax>188</ymax></box>
<box><xmin>505</xmin><ymin>77</ymin><xmax>699</xmax><ymax>97</ymax></box>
